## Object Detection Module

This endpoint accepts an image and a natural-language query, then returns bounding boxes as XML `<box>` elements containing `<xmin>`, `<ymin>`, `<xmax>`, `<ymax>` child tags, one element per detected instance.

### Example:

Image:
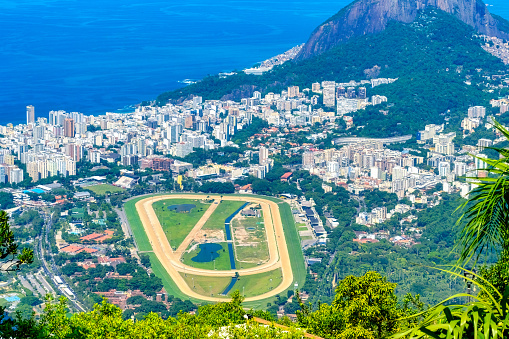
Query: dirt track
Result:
<box><xmin>135</xmin><ymin>194</ymin><xmax>294</xmax><ymax>302</ymax></box>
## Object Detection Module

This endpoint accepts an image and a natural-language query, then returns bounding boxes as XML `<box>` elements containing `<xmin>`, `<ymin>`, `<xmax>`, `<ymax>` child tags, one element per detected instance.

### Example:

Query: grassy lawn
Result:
<box><xmin>146</xmin><ymin>252</ymin><xmax>204</xmax><ymax>304</ymax></box>
<box><xmin>85</xmin><ymin>184</ymin><xmax>125</xmax><ymax>196</ymax></box>
<box><xmin>202</xmin><ymin>200</ymin><xmax>246</xmax><ymax>230</ymax></box>
<box><xmin>228</xmin><ymin>269</ymin><xmax>283</xmax><ymax>298</ymax></box>
<box><xmin>233</xmin><ymin>214</ymin><xmax>269</xmax><ymax>266</ymax></box>
<box><xmin>241</xmin><ymin>197</ymin><xmax>306</xmax><ymax>309</ymax></box>
<box><xmin>124</xmin><ymin>196</ymin><xmax>164</xmax><ymax>252</ymax></box>
<box><xmin>182</xmin><ymin>242</ymin><xmax>232</xmax><ymax>270</ymax></box>
<box><xmin>181</xmin><ymin>273</ymin><xmax>231</xmax><ymax>298</ymax></box>
<box><xmin>300</xmin><ymin>236</ymin><xmax>314</xmax><ymax>241</ymax></box>
<box><xmin>153</xmin><ymin>199</ymin><xmax>210</xmax><ymax>249</ymax></box>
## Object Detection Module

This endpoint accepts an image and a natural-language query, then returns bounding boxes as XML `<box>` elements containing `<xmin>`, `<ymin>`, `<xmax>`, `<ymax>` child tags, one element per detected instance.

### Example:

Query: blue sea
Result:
<box><xmin>0</xmin><ymin>0</ymin><xmax>508</xmax><ymax>125</ymax></box>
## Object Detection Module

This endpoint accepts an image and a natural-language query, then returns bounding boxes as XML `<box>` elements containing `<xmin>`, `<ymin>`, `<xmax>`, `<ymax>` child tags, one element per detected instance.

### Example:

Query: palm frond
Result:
<box><xmin>455</xmin><ymin>120</ymin><xmax>509</xmax><ymax>263</ymax></box>
<box><xmin>393</xmin><ymin>267</ymin><xmax>509</xmax><ymax>339</ymax></box>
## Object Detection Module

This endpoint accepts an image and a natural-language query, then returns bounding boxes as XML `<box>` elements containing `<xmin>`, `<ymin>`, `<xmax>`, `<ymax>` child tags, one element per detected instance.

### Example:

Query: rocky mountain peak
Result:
<box><xmin>298</xmin><ymin>0</ymin><xmax>509</xmax><ymax>59</ymax></box>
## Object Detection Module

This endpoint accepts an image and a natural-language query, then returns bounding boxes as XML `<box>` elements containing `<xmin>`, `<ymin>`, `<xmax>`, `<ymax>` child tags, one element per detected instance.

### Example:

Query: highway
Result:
<box><xmin>36</xmin><ymin>211</ymin><xmax>86</xmax><ymax>312</ymax></box>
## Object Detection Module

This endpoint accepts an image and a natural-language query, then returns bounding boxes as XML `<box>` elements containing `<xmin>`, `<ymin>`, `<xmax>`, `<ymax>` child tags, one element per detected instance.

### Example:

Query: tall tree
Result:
<box><xmin>0</xmin><ymin>211</ymin><xmax>33</xmax><ymax>271</ymax></box>
<box><xmin>298</xmin><ymin>271</ymin><xmax>403</xmax><ymax>339</ymax></box>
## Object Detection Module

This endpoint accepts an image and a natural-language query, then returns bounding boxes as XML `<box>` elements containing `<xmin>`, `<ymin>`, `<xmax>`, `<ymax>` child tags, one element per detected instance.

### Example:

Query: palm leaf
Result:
<box><xmin>392</xmin><ymin>266</ymin><xmax>509</xmax><ymax>339</ymax></box>
<box><xmin>455</xmin><ymin>120</ymin><xmax>509</xmax><ymax>263</ymax></box>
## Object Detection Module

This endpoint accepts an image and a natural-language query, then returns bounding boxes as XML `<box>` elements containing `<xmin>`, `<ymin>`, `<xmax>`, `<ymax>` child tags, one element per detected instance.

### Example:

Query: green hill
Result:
<box><xmin>157</xmin><ymin>8</ymin><xmax>507</xmax><ymax>137</ymax></box>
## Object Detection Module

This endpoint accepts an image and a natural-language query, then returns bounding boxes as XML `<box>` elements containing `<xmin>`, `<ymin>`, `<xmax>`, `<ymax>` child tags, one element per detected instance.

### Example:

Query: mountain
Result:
<box><xmin>157</xmin><ymin>5</ymin><xmax>508</xmax><ymax>138</ymax></box>
<box><xmin>298</xmin><ymin>0</ymin><xmax>509</xmax><ymax>59</ymax></box>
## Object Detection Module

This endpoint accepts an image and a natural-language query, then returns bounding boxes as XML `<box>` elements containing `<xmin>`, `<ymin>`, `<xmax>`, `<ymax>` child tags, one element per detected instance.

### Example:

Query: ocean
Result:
<box><xmin>0</xmin><ymin>0</ymin><xmax>508</xmax><ymax>125</ymax></box>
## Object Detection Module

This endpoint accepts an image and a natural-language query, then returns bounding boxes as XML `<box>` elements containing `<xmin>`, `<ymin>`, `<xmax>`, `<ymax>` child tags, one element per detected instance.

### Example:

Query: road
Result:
<box><xmin>114</xmin><ymin>207</ymin><xmax>132</xmax><ymax>240</ymax></box>
<box><xmin>36</xmin><ymin>211</ymin><xmax>86</xmax><ymax>312</ymax></box>
<box><xmin>35</xmin><ymin>271</ymin><xmax>56</xmax><ymax>295</ymax></box>
<box><xmin>135</xmin><ymin>194</ymin><xmax>294</xmax><ymax>302</ymax></box>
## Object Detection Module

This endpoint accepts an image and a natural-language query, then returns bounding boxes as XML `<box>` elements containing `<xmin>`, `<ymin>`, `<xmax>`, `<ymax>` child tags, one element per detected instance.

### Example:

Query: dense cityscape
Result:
<box><xmin>3</xmin><ymin>0</ymin><xmax>509</xmax><ymax>337</ymax></box>
<box><xmin>0</xmin><ymin>67</ymin><xmax>505</xmax><ymax>319</ymax></box>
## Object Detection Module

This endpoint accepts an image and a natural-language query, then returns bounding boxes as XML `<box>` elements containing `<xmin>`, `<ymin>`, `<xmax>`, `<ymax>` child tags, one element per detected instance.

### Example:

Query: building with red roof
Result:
<box><xmin>280</xmin><ymin>172</ymin><xmax>293</xmax><ymax>182</ymax></box>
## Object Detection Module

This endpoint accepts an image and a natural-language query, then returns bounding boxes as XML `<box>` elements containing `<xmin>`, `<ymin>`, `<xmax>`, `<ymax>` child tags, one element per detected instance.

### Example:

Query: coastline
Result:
<box><xmin>5</xmin><ymin>44</ymin><xmax>303</xmax><ymax>127</ymax></box>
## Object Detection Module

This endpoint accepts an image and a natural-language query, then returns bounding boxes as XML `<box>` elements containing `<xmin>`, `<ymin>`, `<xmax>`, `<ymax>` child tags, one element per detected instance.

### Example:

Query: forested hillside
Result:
<box><xmin>157</xmin><ymin>9</ymin><xmax>507</xmax><ymax>137</ymax></box>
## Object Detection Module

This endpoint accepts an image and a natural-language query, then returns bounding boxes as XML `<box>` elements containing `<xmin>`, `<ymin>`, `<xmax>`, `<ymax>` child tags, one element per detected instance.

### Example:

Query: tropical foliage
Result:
<box><xmin>394</xmin><ymin>268</ymin><xmax>509</xmax><ymax>339</ymax></box>
<box><xmin>456</xmin><ymin>120</ymin><xmax>509</xmax><ymax>263</ymax></box>
<box><xmin>157</xmin><ymin>8</ymin><xmax>506</xmax><ymax>137</ymax></box>
<box><xmin>0</xmin><ymin>211</ymin><xmax>33</xmax><ymax>272</ymax></box>
<box><xmin>392</xmin><ymin>120</ymin><xmax>509</xmax><ymax>337</ymax></box>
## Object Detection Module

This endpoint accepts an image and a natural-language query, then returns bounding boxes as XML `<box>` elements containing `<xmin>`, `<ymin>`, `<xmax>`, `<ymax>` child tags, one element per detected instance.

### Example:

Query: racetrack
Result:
<box><xmin>135</xmin><ymin>194</ymin><xmax>294</xmax><ymax>302</ymax></box>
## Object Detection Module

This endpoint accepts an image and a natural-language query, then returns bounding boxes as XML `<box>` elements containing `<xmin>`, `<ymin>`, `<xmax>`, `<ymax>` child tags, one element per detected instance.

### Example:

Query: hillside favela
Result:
<box><xmin>3</xmin><ymin>0</ymin><xmax>509</xmax><ymax>338</ymax></box>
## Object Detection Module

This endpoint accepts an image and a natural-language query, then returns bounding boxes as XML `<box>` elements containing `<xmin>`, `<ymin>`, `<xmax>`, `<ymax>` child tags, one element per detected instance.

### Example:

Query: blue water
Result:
<box><xmin>221</xmin><ymin>277</ymin><xmax>238</xmax><ymax>296</ymax></box>
<box><xmin>23</xmin><ymin>188</ymin><xmax>45</xmax><ymax>194</ymax></box>
<box><xmin>191</xmin><ymin>243</ymin><xmax>222</xmax><ymax>263</ymax></box>
<box><xmin>0</xmin><ymin>0</ymin><xmax>348</xmax><ymax>125</ymax></box>
<box><xmin>4</xmin><ymin>296</ymin><xmax>20</xmax><ymax>303</ymax></box>
<box><xmin>168</xmin><ymin>204</ymin><xmax>196</xmax><ymax>213</ymax></box>
<box><xmin>224</xmin><ymin>202</ymin><xmax>249</xmax><ymax>270</ymax></box>
<box><xmin>1</xmin><ymin>1</ymin><xmax>508</xmax><ymax>126</ymax></box>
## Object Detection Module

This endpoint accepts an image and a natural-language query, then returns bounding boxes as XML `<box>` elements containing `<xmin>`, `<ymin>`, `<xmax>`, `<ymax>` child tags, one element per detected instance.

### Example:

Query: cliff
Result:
<box><xmin>298</xmin><ymin>0</ymin><xmax>509</xmax><ymax>59</ymax></box>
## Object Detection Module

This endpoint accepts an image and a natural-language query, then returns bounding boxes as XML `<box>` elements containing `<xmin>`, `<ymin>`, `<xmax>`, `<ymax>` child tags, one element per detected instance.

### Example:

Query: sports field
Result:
<box><xmin>232</xmin><ymin>211</ymin><xmax>269</xmax><ymax>267</ymax></box>
<box><xmin>124</xmin><ymin>194</ymin><xmax>306</xmax><ymax>305</ymax></box>
<box><xmin>85</xmin><ymin>184</ymin><xmax>125</xmax><ymax>196</ymax></box>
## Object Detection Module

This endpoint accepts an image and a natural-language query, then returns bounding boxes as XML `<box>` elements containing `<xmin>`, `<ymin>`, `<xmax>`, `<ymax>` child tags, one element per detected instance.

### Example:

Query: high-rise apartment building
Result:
<box><xmin>65</xmin><ymin>144</ymin><xmax>82</xmax><ymax>162</ymax></box>
<box><xmin>454</xmin><ymin>162</ymin><xmax>467</xmax><ymax>177</ymax></box>
<box><xmin>302</xmin><ymin>151</ymin><xmax>315</xmax><ymax>168</ymax></box>
<box><xmin>468</xmin><ymin>106</ymin><xmax>486</xmax><ymax>119</ymax></box>
<box><xmin>33</xmin><ymin>126</ymin><xmax>45</xmax><ymax>142</ymax></box>
<box><xmin>287</xmin><ymin>86</ymin><xmax>299</xmax><ymax>98</ymax></box>
<box><xmin>437</xmin><ymin>162</ymin><xmax>450</xmax><ymax>177</ymax></box>
<box><xmin>358</xmin><ymin>87</ymin><xmax>367</xmax><ymax>99</ymax></box>
<box><xmin>64</xmin><ymin>118</ymin><xmax>75</xmax><ymax>138</ymax></box>
<box><xmin>26</xmin><ymin>105</ymin><xmax>35</xmax><ymax>125</ymax></box>
<box><xmin>322</xmin><ymin>83</ymin><xmax>336</xmax><ymax>107</ymax></box>
<box><xmin>259</xmin><ymin>146</ymin><xmax>268</xmax><ymax>165</ymax></box>
<box><xmin>346</xmin><ymin>87</ymin><xmax>356</xmax><ymax>99</ymax></box>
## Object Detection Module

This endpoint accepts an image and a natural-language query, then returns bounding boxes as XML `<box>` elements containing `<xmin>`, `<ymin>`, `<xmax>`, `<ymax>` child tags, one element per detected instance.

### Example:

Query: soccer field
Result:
<box><xmin>85</xmin><ymin>184</ymin><xmax>125</xmax><ymax>196</ymax></box>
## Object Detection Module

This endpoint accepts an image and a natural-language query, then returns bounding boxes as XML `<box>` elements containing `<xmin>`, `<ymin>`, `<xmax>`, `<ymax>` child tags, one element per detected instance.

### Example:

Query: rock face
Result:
<box><xmin>298</xmin><ymin>0</ymin><xmax>509</xmax><ymax>59</ymax></box>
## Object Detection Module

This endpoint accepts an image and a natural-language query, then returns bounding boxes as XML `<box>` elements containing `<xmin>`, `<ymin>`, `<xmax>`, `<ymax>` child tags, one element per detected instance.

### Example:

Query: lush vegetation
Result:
<box><xmin>201</xmin><ymin>200</ymin><xmax>245</xmax><ymax>230</ymax></box>
<box><xmin>231</xmin><ymin>117</ymin><xmax>269</xmax><ymax>145</ymax></box>
<box><xmin>0</xmin><ymin>192</ymin><xmax>14</xmax><ymax>210</ymax></box>
<box><xmin>198</xmin><ymin>181</ymin><xmax>235</xmax><ymax>194</ymax></box>
<box><xmin>178</xmin><ymin>147</ymin><xmax>243</xmax><ymax>168</ymax></box>
<box><xmin>362</xmin><ymin>189</ymin><xmax>400</xmax><ymax>211</ymax></box>
<box><xmin>157</xmin><ymin>9</ymin><xmax>506</xmax><ymax>138</ymax></box>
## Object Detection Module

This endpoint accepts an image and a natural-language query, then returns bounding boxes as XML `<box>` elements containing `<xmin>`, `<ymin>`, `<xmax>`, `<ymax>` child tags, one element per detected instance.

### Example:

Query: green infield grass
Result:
<box><xmin>85</xmin><ymin>184</ymin><xmax>125</xmax><ymax>196</ymax></box>
<box><xmin>182</xmin><ymin>242</ymin><xmax>232</xmax><ymax>271</ymax></box>
<box><xmin>228</xmin><ymin>269</ymin><xmax>283</xmax><ymax>298</ymax></box>
<box><xmin>152</xmin><ymin>199</ymin><xmax>210</xmax><ymax>249</ymax></box>
<box><xmin>201</xmin><ymin>200</ymin><xmax>246</xmax><ymax>230</ymax></box>
<box><xmin>180</xmin><ymin>273</ymin><xmax>231</xmax><ymax>298</ymax></box>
